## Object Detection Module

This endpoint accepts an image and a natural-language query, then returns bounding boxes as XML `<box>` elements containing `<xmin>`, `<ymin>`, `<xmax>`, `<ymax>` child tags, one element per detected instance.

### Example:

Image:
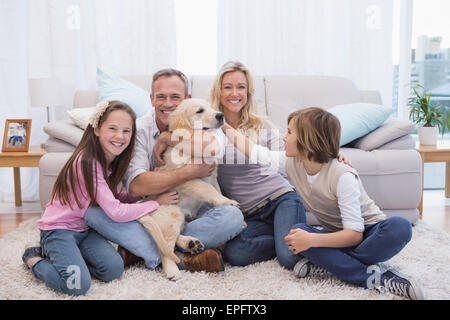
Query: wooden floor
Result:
<box><xmin>0</xmin><ymin>190</ymin><xmax>449</xmax><ymax>238</ymax></box>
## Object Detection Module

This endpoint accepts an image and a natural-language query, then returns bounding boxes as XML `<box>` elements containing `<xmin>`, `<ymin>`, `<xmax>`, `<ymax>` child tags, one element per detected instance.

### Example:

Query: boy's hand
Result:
<box><xmin>285</xmin><ymin>228</ymin><xmax>313</xmax><ymax>254</ymax></box>
<box><xmin>155</xmin><ymin>191</ymin><xmax>179</xmax><ymax>205</ymax></box>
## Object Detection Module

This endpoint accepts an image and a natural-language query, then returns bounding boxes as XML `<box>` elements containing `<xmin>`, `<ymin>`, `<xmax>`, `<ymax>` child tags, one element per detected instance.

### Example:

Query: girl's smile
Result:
<box><xmin>94</xmin><ymin>109</ymin><xmax>133</xmax><ymax>165</ymax></box>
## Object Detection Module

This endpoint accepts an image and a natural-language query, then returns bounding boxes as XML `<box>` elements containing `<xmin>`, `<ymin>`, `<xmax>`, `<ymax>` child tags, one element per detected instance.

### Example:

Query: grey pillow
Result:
<box><xmin>44</xmin><ymin>137</ymin><xmax>77</xmax><ymax>152</ymax></box>
<box><xmin>351</xmin><ymin>118</ymin><xmax>416</xmax><ymax>151</ymax></box>
<box><xmin>43</xmin><ymin>119</ymin><xmax>84</xmax><ymax>147</ymax></box>
<box><xmin>377</xmin><ymin>134</ymin><xmax>415</xmax><ymax>150</ymax></box>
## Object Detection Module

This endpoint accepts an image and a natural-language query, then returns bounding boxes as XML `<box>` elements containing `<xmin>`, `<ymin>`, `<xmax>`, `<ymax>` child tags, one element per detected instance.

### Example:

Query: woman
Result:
<box><xmin>210</xmin><ymin>61</ymin><xmax>306</xmax><ymax>269</ymax></box>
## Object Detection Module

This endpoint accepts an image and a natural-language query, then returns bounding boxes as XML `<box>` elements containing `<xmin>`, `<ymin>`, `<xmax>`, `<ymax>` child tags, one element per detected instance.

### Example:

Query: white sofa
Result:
<box><xmin>39</xmin><ymin>75</ymin><xmax>422</xmax><ymax>224</ymax></box>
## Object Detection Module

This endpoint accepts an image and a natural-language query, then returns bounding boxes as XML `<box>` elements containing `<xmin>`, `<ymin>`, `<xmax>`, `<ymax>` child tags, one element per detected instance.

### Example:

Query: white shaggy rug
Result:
<box><xmin>1</xmin><ymin>217</ymin><xmax>449</xmax><ymax>300</ymax></box>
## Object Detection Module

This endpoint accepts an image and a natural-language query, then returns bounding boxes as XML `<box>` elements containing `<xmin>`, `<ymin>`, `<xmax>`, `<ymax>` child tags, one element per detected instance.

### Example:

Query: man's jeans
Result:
<box><xmin>292</xmin><ymin>216</ymin><xmax>412</xmax><ymax>288</ymax></box>
<box><xmin>224</xmin><ymin>191</ymin><xmax>306</xmax><ymax>269</ymax></box>
<box><xmin>84</xmin><ymin>205</ymin><xmax>244</xmax><ymax>269</ymax></box>
<box><xmin>31</xmin><ymin>229</ymin><xmax>124</xmax><ymax>296</ymax></box>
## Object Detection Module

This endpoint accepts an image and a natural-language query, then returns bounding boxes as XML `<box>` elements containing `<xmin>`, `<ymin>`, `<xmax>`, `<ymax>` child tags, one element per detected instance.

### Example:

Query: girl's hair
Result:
<box><xmin>50</xmin><ymin>101</ymin><xmax>137</xmax><ymax>209</ymax></box>
<box><xmin>288</xmin><ymin>107</ymin><xmax>341</xmax><ymax>164</ymax></box>
<box><xmin>210</xmin><ymin>61</ymin><xmax>264</xmax><ymax>141</ymax></box>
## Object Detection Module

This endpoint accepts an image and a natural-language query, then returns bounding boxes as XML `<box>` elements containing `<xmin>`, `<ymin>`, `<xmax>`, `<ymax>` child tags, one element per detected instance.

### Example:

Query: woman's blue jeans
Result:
<box><xmin>292</xmin><ymin>216</ymin><xmax>412</xmax><ymax>288</ymax></box>
<box><xmin>31</xmin><ymin>229</ymin><xmax>124</xmax><ymax>296</ymax></box>
<box><xmin>84</xmin><ymin>205</ymin><xmax>244</xmax><ymax>269</ymax></box>
<box><xmin>224</xmin><ymin>191</ymin><xmax>306</xmax><ymax>269</ymax></box>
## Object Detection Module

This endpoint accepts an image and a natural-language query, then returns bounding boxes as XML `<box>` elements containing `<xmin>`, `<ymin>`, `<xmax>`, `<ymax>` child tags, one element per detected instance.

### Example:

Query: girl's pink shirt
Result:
<box><xmin>37</xmin><ymin>155</ymin><xmax>159</xmax><ymax>232</ymax></box>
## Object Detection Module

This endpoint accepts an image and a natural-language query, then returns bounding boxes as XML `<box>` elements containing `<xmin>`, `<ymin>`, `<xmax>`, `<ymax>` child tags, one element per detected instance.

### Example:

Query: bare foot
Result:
<box><xmin>26</xmin><ymin>257</ymin><xmax>42</xmax><ymax>268</ymax></box>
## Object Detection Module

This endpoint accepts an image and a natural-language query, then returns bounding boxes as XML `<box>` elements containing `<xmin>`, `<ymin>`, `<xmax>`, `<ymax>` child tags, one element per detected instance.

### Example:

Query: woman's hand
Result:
<box><xmin>153</xmin><ymin>131</ymin><xmax>173</xmax><ymax>165</ymax></box>
<box><xmin>337</xmin><ymin>151</ymin><xmax>353</xmax><ymax>168</ymax></box>
<box><xmin>285</xmin><ymin>228</ymin><xmax>314</xmax><ymax>254</ymax></box>
<box><xmin>155</xmin><ymin>191</ymin><xmax>179</xmax><ymax>205</ymax></box>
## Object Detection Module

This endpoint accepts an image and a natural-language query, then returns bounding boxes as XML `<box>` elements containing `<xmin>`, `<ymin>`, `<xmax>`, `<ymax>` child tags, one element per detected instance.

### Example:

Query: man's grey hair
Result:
<box><xmin>151</xmin><ymin>68</ymin><xmax>189</xmax><ymax>97</ymax></box>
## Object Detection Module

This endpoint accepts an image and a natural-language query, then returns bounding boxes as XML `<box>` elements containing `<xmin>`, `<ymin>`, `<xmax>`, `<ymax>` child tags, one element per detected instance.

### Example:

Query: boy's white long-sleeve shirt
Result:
<box><xmin>250</xmin><ymin>144</ymin><xmax>364</xmax><ymax>232</ymax></box>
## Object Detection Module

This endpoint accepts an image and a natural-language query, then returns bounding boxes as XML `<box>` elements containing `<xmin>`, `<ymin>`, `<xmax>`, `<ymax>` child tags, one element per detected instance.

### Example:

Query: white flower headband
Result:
<box><xmin>89</xmin><ymin>101</ymin><xmax>110</xmax><ymax>128</ymax></box>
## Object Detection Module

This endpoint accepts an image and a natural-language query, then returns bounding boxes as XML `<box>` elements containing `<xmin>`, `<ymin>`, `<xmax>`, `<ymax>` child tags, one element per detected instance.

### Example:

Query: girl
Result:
<box><xmin>22</xmin><ymin>101</ymin><xmax>177</xmax><ymax>296</ymax></box>
<box><xmin>224</xmin><ymin>107</ymin><xmax>423</xmax><ymax>300</ymax></box>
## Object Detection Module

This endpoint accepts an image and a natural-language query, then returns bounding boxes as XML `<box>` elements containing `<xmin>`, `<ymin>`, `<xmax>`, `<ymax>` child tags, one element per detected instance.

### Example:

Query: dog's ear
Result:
<box><xmin>169</xmin><ymin>109</ymin><xmax>191</xmax><ymax>131</ymax></box>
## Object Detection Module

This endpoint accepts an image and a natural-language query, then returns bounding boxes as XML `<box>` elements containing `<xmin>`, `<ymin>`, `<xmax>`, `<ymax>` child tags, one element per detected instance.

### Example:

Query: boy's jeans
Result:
<box><xmin>292</xmin><ymin>216</ymin><xmax>412</xmax><ymax>288</ymax></box>
<box><xmin>31</xmin><ymin>229</ymin><xmax>124</xmax><ymax>296</ymax></box>
<box><xmin>224</xmin><ymin>191</ymin><xmax>306</xmax><ymax>269</ymax></box>
<box><xmin>84</xmin><ymin>205</ymin><xmax>244</xmax><ymax>269</ymax></box>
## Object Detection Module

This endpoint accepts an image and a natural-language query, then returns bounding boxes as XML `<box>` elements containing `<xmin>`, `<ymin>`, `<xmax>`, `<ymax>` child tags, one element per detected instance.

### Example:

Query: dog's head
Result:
<box><xmin>168</xmin><ymin>98</ymin><xmax>224</xmax><ymax>131</ymax></box>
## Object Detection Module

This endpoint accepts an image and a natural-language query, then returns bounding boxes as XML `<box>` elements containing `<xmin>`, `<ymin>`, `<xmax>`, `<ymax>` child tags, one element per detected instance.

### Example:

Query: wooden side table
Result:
<box><xmin>416</xmin><ymin>140</ymin><xmax>450</xmax><ymax>219</ymax></box>
<box><xmin>0</xmin><ymin>146</ymin><xmax>46</xmax><ymax>206</ymax></box>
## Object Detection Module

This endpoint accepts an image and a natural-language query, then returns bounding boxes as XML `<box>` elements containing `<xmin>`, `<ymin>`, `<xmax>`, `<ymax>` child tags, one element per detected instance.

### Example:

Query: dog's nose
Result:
<box><xmin>216</xmin><ymin>113</ymin><xmax>224</xmax><ymax>121</ymax></box>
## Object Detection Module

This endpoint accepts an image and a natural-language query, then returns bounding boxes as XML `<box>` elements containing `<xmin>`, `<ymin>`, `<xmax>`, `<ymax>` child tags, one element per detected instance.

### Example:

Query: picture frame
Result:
<box><xmin>2</xmin><ymin>119</ymin><xmax>32</xmax><ymax>152</ymax></box>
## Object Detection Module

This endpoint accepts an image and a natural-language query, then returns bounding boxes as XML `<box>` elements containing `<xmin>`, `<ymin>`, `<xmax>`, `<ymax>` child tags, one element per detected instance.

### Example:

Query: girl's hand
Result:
<box><xmin>285</xmin><ymin>228</ymin><xmax>314</xmax><ymax>254</ymax></box>
<box><xmin>155</xmin><ymin>191</ymin><xmax>179</xmax><ymax>205</ymax></box>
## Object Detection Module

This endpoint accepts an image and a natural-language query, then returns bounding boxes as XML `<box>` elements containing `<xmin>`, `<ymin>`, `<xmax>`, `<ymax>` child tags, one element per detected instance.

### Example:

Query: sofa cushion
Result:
<box><xmin>73</xmin><ymin>90</ymin><xmax>99</xmax><ymax>108</ymax></box>
<box><xmin>97</xmin><ymin>68</ymin><xmax>152</xmax><ymax>118</ymax></box>
<box><xmin>265</xmin><ymin>75</ymin><xmax>362</xmax><ymax>133</ymax></box>
<box><xmin>43</xmin><ymin>119</ymin><xmax>84</xmax><ymax>147</ymax></box>
<box><xmin>351</xmin><ymin>118</ymin><xmax>416</xmax><ymax>151</ymax></box>
<box><xmin>328</xmin><ymin>103</ymin><xmax>393</xmax><ymax>146</ymax></box>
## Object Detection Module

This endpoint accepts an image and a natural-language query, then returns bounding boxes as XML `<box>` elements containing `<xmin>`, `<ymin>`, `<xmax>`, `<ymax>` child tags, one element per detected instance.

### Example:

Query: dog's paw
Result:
<box><xmin>188</xmin><ymin>239</ymin><xmax>205</xmax><ymax>254</ymax></box>
<box><xmin>166</xmin><ymin>267</ymin><xmax>182</xmax><ymax>281</ymax></box>
<box><xmin>213</xmin><ymin>197</ymin><xmax>240</xmax><ymax>208</ymax></box>
<box><xmin>176</xmin><ymin>235</ymin><xmax>205</xmax><ymax>254</ymax></box>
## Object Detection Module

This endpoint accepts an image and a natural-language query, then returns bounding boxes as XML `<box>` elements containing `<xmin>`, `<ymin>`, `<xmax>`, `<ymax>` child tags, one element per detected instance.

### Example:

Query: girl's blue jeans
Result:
<box><xmin>292</xmin><ymin>216</ymin><xmax>412</xmax><ymax>288</ymax></box>
<box><xmin>224</xmin><ymin>191</ymin><xmax>306</xmax><ymax>269</ymax></box>
<box><xmin>84</xmin><ymin>205</ymin><xmax>244</xmax><ymax>269</ymax></box>
<box><xmin>31</xmin><ymin>228</ymin><xmax>124</xmax><ymax>296</ymax></box>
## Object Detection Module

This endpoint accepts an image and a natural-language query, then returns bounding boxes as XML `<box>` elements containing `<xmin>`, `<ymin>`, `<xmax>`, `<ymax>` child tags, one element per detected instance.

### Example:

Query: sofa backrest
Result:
<box><xmin>72</xmin><ymin>74</ymin><xmax>382</xmax><ymax>132</ymax></box>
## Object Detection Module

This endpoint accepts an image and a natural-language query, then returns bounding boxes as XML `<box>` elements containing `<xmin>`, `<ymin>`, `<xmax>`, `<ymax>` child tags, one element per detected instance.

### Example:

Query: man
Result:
<box><xmin>84</xmin><ymin>69</ymin><xmax>244</xmax><ymax>273</ymax></box>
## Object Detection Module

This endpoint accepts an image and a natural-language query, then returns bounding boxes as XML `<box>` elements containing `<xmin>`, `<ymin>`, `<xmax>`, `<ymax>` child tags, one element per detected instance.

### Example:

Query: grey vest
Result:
<box><xmin>286</xmin><ymin>158</ymin><xmax>385</xmax><ymax>232</ymax></box>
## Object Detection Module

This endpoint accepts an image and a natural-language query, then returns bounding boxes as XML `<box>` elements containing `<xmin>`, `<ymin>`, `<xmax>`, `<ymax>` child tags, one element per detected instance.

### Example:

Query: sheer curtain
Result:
<box><xmin>0</xmin><ymin>0</ymin><xmax>176</xmax><ymax>202</ymax></box>
<box><xmin>217</xmin><ymin>0</ymin><xmax>394</xmax><ymax>107</ymax></box>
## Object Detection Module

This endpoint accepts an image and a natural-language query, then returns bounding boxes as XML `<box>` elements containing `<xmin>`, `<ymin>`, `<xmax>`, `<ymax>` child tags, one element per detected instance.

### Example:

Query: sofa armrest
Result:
<box><xmin>340</xmin><ymin>148</ymin><xmax>422</xmax><ymax>216</ymax></box>
<box><xmin>39</xmin><ymin>152</ymin><xmax>73</xmax><ymax>210</ymax></box>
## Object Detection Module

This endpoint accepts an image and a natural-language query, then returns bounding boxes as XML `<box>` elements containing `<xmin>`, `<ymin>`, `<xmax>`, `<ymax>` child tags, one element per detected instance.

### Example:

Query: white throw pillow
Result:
<box><xmin>67</xmin><ymin>106</ymin><xmax>96</xmax><ymax>130</ymax></box>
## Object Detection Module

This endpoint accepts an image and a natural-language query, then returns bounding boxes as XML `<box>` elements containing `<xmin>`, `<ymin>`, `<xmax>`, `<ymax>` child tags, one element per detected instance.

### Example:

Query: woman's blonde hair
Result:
<box><xmin>211</xmin><ymin>61</ymin><xmax>264</xmax><ymax>141</ymax></box>
<box><xmin>288</xmin><ymin>107</ymin><xmax>341</xmax><ymax>164</ymax></box>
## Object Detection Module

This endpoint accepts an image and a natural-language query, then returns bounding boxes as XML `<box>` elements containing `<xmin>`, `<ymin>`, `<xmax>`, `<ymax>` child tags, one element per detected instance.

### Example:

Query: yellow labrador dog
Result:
<box><xmin>138</xmin><ymin>98</ymin><xmax>239</xmax><ymax>280</ymax></box>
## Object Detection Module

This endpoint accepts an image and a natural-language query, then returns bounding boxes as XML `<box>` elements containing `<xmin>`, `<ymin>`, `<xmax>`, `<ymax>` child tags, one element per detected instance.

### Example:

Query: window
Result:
<box><xmin>394</xmin><ymin>0</ymin><xmax>450</xmax><ymax>189</ymax></box>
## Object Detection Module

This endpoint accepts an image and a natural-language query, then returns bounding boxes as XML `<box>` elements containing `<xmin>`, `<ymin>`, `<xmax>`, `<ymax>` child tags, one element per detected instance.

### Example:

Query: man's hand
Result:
<box><xmin>285</xmin><ymin>228</ymin><xmax>314</xmax><ymax>254</ymax></box>
<box><xmin>185</xmin><ymin>162</ymin><xmax>216</xmax><ymax>179</ymax></box>
<box><xmin>154</xmin><ymin>130</ymin><xmax>219</xmax><ymax>165</ymax></box>
<box><xmin>154</xmin><ymin>131</ymin><xmax>179</xmax><ymax>165</ymax></box>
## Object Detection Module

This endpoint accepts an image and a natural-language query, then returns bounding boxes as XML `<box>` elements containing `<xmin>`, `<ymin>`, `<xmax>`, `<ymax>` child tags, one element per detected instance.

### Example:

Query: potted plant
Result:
<box><xmin>409</xmin><ymin>85</ymin><xmax>450</xmax><ymax>145</ymax></box>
